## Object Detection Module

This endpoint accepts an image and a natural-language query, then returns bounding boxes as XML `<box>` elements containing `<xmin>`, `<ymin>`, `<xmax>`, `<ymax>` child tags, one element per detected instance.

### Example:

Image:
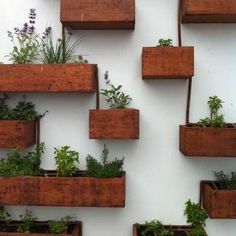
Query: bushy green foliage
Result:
<box><xmin>214</xmin><ymin>170</ymin><xmax>236</xmax><ymax>190</ymax></box>
<box><xmin>0</xmin><ymin>206</ymin><xmax>11</xmax><ymax>223</ymax></box>
<box><xmin>157</xmin><ymin>39</ymin><xmax>173</xmax><ymax>47</ymax></box>
<box><xmin>0</xmin><ymin>94</ymin><xmax>11</xmax><ymax>119</ymax></box>
<box><xmin>187</xmin><ymin>226</ymin><xmax>206</xmax><ymax>236</ymax></box>
<box><xmin>100</xmin><ymin>71</ymin><xmax>132</xmax><ymax>109</ymax></box>
<box><xmin>54</xmin><ymin>146</ymin><xmax>80</xmax><ymax>177</ymax></box>
<box><xmin>48</xmin><ymin>216</ymin><xmax>73</xmax><ymax>234</ymax></box>
<box><xmin>0</xmin><ymin>143</ymin><xmax>45</xmax><ymax>177</ymax></box>
<box><xmin>18</xmin><ymin>210</ymin><xmax>37</xmax><ymax>233</ymax></box>
<box><xmin>86</xmin><ymin>145</ymin><xmax>124</xmax><ymax>178</ymax></box>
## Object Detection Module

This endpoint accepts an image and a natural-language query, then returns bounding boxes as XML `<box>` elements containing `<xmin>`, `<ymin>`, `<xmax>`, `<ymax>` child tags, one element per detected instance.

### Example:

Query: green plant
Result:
<box><xmin>187</xmin><ymin>226</ymin><xmax>206</xmax><ymax>236</ymax></box>
<box><xmin>0</xmin><ymin>143</ymin><xmax>45</xmax><ymax>177</ymax></box>
<box><xmin>214</xmin><ymin>170</ymin><xmax>236</xmax><ymax>190</ymax></box>
<box><xmin>54</xmin><ymin>146</ymin><xmax>80</xmax><ymax>177</ymax></box>
<box><xmin>86</xmin><ymin>144</ymin><xmax>124</xmax><ymax>178</ymax></box>
<box><xmin>0</xmin><ymin>206</ymin><xmax>11</xmax><ymax>223</ymax></box>
<box><xmin>0</xmin><ymin>94</ymin><xmax>11</xmax><ymax>119</ymax></box>
<box><xmin>157</xmin><ymin>39</ymin><xmax>173</xmax><ymax>47</ymax></box>
<box><xmin>100</xmin><ymin>71</ymin><xmax>132</xmax><ymax>109</ymax></box>
<box><xmin>18</xmin><ymin>210</ymin><xmax>37</xmax><ymax>233</ymax></box>
<box><xmin>48</xmin><ymin>216</ymin><xmax>74</xmax><ymax>234</ymax></box>
<box><xmin>197</xmin><ymin>96</ymin><xmax>226</xmax><ymax>128</ymax></box>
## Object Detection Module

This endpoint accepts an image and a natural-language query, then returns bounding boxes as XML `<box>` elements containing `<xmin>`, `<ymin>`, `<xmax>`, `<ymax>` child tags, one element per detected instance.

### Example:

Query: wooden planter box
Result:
<box><xmin>202</xmin><ymin>181</ymin><xmax>236</xmax><ymax>218</ymax></box>
<box><xmin>179</xmin><ymin>125</ymin><xmax>236</xmax><ymax>157</ymax></box>
<box><xmin>133</xmin><ymin>224</ymin><xmax>207</xmax><ymax>236</ymax></box>
<box><xmin>0</xmin><ymin>64</ymin><xmax>97</xmax><ymax>93</ymax></box>
<box><xmin>0</xmin><ymin>120</ymin><xmax>36</xmax><ymax>149</ymax></box>
<box><xmin>0</xmin><ymin>221</ymin><xmax>82</xmax><ymax>235</ymax></box>
<box><xmin>60</xmin><ymin>0</ymin><xmax>135</xmax><ymax>29</ymax></box>
<box><xmin>142</xmin><ymin>47</ymin><xmax>194</xmax><ymax>79</ymax></box>
<box><xmin>181</xmin><ymin>0</ymin><xmax>236</xmax><ymax>23</ymax></box>
<box><xmin>89</xmin><ymin>109</ymin><xmax>139</xmax><ymax>139</ymax></box>
<box><xmin>0</xmin><ymin>171</ymin><xmax>125</xmax><ymax>207</ymax></box>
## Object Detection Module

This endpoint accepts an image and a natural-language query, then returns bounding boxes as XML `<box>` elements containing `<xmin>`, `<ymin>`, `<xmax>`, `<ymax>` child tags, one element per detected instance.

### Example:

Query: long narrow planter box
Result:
<box><xmin>0</xmin><ymin>221</ymin><xmax>82</xmax><ymax>235</ymax></box>
<box><xmin>202</xmin><ymin>181</ymin><xmax>236</xmax><ymax>218</ymax></box>
<box><xmin>0</xmin><ymin>120</ymin><xmax>36</xmax><ymax>149</ymax></box>
<box><xmin>181</xmin><ymin>0</ymin><xmax>236</xmax><ymax>23</ymax></box>
<box><xmin>60</xmin><ymin>0</ymin><xmax>135</xmax><ymax>29</ymax></box>
<box><xmin>89</xmin><ymin>109</ymin><xmax>139</xmax><ymax>139</ymax></box>
<box><xmin>0</xmin><ymin>64</ymin><xmax>98</xmax><ymax>93</ymax></box>
<box><xmin>0</xmin><ymin>171</ymin><xmax>125</xmax><ymax>207</ymax></box>
<box><xmin>142</xmin><ymin>47</ymin><xmax>194</xmax><ymax>79</ymax></box>
<box><xmin>133</xmin><ymin>224</ymin><xmax>207</xmax><ymax>236</ymax></box>
<box><xmin>179</xmin><ymin>125</ymin><xmax>236</xmax><ymax>157</ymax></box>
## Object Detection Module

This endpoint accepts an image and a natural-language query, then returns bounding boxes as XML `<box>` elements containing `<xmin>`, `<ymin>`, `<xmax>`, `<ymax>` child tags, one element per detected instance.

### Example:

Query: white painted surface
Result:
<box><xmin>0</xmin><ymin>1</ymin><xmax>236</xmax><ymax>235</ymax></box>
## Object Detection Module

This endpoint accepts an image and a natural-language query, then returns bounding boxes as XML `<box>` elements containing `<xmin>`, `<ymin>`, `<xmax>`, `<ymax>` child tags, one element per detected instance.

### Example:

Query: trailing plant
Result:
<box><xmin>100</xmin><ymin>71</ymin><xmax>132</xmax><ymax>109</ymax></box>
<box><xmin>48</xmin><ymin>216</ymin><xmax>74</xmax><ymax>234</ymax></box>
<box><xmin>214</xmin><ymin>170</ymin><xmax>236</xmax><ymax>190</ymax></box>
<box><xmin>157</xmin><ymin>39</ymin><xmax>173</xmax><ymax>47</ymax></box>
<box><xmin>86</xmin><ymin>144</ymin><xmax>124</xmax><ymax>178</ymax></box>
<box><xmin>0</xmin><ymin>206</ymin><xmax>11</xmax><ymax>223</ymax></box>
<box><xmin>0</xmin><ymin>94</ymin><xmax>11</xmax><ymax>119</ymax></box>
<box><xmin>0</xmin><ymin>143</ymin><xmax>45</xmax><ymax>177</ymax></box>
<box><xmin>18</xmin><ymin>210</ymin><xmax>37</xmax><ymax>233</ymax></box>
<box><xmin>197</xmin><ymin>96</ymin><xmax>226</xmax><ymax>128</ymax></box>
<box><xmin>54</xmin><ymin>146</ymin><xmax>80</xmax><ymax>177</ymax></box>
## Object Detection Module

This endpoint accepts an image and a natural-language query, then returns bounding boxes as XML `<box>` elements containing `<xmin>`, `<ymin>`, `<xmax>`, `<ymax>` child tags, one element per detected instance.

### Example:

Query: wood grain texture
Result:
<box><xmin>142</xmin><ymin>47</ymin><xmax>194</xmax><ymax>79</ymax></box>
<box><xmin>202</xmin><ymin>182</ymin><xmax>236</xmax><ymax>218</ymax></box>
<box><xmin>0</xmin><ymin>120</ymin><xmax>36</xmax><ymax>149</ymax></box>
<box><xmin>60</xmin><ymin>0</ymin><xmax>135</xmax><ymax>29</ymax></box>
<box><xmin>179</xmin><ymin>125</ymin><xmax>236</xmax><ymax>157</ymax></box>
<box><xmin>89</xmin><ymin>109</ymin><xmax>139</xmax><ymax>139</ymax></box>
<box><xmin>0</xmin><ymin>172</ymin><xmax>125</xmax><ymax>207</ymax></box>
<box><xmin>182</xmin><ymin>0</ymin><xmax>236</xmax><ymax>23</ymax></box>
<box><xmin>0</xmin><ymin>64</ymin><xmax>97</xmax><ymax>93</ymax></box>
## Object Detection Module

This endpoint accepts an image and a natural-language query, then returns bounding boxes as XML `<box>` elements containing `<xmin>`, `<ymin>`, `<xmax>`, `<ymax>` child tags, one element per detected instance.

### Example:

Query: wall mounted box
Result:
<box><xmin>0</xmin><ymin>221</ymin><xmax>82</xmax><ymax>236</ymax></box>
<box><xmin>89</xmin><ymin>109</ymin><xmax>139</xmax><ymax>139</ymax></box>
<box><xmin>60</xmin><ymin>0</ymin><xmax>135</xmax><ymax>29</ymax></box>
<box><xmin>202</xmin><ymin>182</ymin><xmax>236</xmax><ymax>218</ymax></box>
<box><xmin>0</xmin><ymin>120</ymin><xmax>36</xmax><ymax>149</ymax></box>
<box><xmin>0</xmin><ymin>171</ymin><xmax>125</xmax><ymax>207</ymax></box>
<box><xmin>0</xmin><ymin>64</ymin><xmax>98</xmax><ymax>93</ymax></box>
<box><xmin>181</xmin><ymin>0</ymin><xmax>236</xmax><ymax>23</ymax></box>
<box><xmin>179</xmin><ymin>125</ymin><xmax>236</xmax><ymax>157</ymax></box>
<box><xmin>142</xmin><ymin>47</ymin><xmax>194</xmax><ymax>79</ymax></box>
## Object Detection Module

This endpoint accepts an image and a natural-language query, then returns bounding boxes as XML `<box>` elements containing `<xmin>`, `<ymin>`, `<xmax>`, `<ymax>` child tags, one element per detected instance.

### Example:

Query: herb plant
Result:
<box><xmin>100</xmin><ymin>71</ymin><xmax>132</xmax><ymax>109</ymax></box>
<box><xmin>54</xmin><ymin>146</ymin><xmax>80</xmax><ymax>177</ymax></box>
<box><xmin>48</xmin><ymin>216</ymin><xmax>73</xmax><ymax>234</ymax></box>
<box><xmin>18</xmin><ymin>210</ymin><xmax>37</xmax><ymax>233</ymax></box>
<box><xmin>86</xmin><ymin>144</ymin><xmax>124</xmax><ymax>178</ymax></box>
<box><xmin>0</xmin><ymin>206</ymin><xmax>11</xmax><ymax>223</ymax></box>
<box><xmin>157</xmin><ymin>39</ymin><xmax>173</xmax><ymax>47</ymax></box>
<box><xmin>214</xmin><ymin>170</ymin><xmax>236</xmax><ymax>190</ymax></box>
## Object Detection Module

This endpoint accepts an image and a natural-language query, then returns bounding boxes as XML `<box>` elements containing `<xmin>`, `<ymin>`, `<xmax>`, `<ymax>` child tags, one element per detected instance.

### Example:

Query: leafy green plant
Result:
<box><xmin>157</xmin><ymin>39</ymin><xmax>173</xmax><ymax>47</ymax></box>
<box><xmin>0</xmin><ymin>94</ymin><xmax>11</xmax><ymax>119</ymax></box>
<box><xmin>100</xmin><ymin>71</ymin><xmax>132</xmax><ymax>109</ymax></box>
<box><xmin>197</xmin><ymin>96</ymin><xmax>225</xmax><ymax>128</ymax></box>
<box><xmin>86</xmin><ymin>144</ymin><xmax>124</xmax><ymax>178</ymax></box>
<box><xmin>48</xmin><ymin>216</ymin><xmax>74</xmax><ymax>234</ymax></box>
<box><xmin>0</xmin><ymin>206</ymin><xmax>11</xmax><ymax>223</ymax></box>
<box><xmin>18</xmin><ymin>210</ymin><xmax>37</xmax><ymax>233</ymax></box>
<box><xmin>214</xmin><ymin>170</ymin><xmax>236</xmax><ymax>190</ymax></box>
<box><xmin>54</xmin><ymin>146</ymin><xmax>80</xmax><ymax>177</ymax></box>
<box><xmin>0</xmin><ymin>143</ymin><xmax>45</xmax><ymax>177</ymax></box>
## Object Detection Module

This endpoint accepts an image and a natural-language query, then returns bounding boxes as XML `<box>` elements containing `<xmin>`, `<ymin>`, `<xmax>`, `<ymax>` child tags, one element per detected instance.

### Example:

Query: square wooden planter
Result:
<box><xmin>0</xmin><ymin>171</ymin><xmax>125</xmax><ymax>207</ymax></box>
<box><xmin>0</xmin><ymin>120</ymin><xmax>36</xmax><ymax>149</ymax></box>
<box><xmin>89</xmin><ymin>109</ymin><xmax>139</xmax><ymax>139</ymax></box>
<box><xmin>202</xmin><ymin>181</ymin><xmax>236</xmax><ymax>218</ymax></box>
<box><xmin>0</xmin><ymin>64</ymin><xmax>98</xmax><ymax>93</ymax></box>
<box><xmin>0</xmin><ymin>221</ymin><xmax>82</xmax><ymax>235</ymax></box>
<box><xmin>179</xmin><ymin>125</ymin><xmax>236</xmax><ymax>157</ymax></box>
<box><xmin>60</xmin><ymin>0</ymin><xmax>135</xmax><ymax>30</ymax></box>
<box><xmin>181</xmin><ymin>0</ymin><xmax>236</xmax><ymax>23</ymax></box>
<box><xmin>142</xmin><ymin>47</ymin><xmax>194</xmax><ymax>79</ymax></box>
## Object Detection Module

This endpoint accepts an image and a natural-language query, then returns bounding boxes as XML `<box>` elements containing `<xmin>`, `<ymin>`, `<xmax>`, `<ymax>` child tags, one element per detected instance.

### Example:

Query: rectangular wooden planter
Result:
<box><xmin>0</xmin><ymin>171</ymin><xmax>125</xmax><ymax>207</ymax></box>
<box><xmin>0</xmin><ymin>221</ymin><xmax>82</xmax><ymax>235</ymax></box>
<box><xmin>0</xmin><ymin>64</ymin><xmax>98</xmax><ymax>93</ymax></box>
<box><xmin>89</xmin><ymin>109</ymin><xmax>139</xmax><ymax>139</ymax></box>
<box><xmin>60</xmin><ymin>0</ymin><xmax>135</xmax><ymax>29</ymax></box>
<box><xmin>0</xmin><ymin>120</ymin><xmax>36</xmax><ymax>149</ymax></box>
<box><xmin>202</xmin><ymin>181</ymin><xmax>236</xmax><ymax>218</ymax></box>
<box><xmin>179</xmin><ymin>125</ymin><xmax>236</xmax><ymax>157</ymax></box>
<box><xmin>142</xmin><ymin>47</ymin><xmax>194</xmax><ymax>79</ymax></box>
<box><xmin>181</xmin><ymin>0</ymin><xmax>236</xmax><ymax>23</ymax></box>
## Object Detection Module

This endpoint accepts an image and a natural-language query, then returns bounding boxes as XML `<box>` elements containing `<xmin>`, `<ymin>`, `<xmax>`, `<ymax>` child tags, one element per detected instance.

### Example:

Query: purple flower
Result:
<box><xmin>43</xmin><ymin>26</ymin><xmax>51</xmax><ymax>37</ymax></box>
<box><xmin>29</xmin><ymin>8</ymin><xmax>36</xmax><ymax>20</ymax></box>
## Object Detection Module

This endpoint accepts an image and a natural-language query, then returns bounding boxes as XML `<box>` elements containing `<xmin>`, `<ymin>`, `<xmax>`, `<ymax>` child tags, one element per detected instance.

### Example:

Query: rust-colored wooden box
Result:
<box><xmin>142</xmin><ymin>47</ymin><xmax>194</xmax><ymax>79</ymax></box>
<box><xmin>0</xmin><ymin>64</ymin><xmax>98</xmax><ymax>93</ymax></box>
<box><xmin>181</xmin><ymin>0</ymin><xmax>236</xmax><ymax>23</ymax></box>
<box><xmin>60</xmin><ymin>0</ymin><xmax>135</xmax><ymax>29</ymax></box>
<box><xmin>202</xmin><ymin>181</ymin><xmax>236</xmax><ymax>218</ymax></box>
<box><xmin>0</xmin><ymin>221</ymin><xmax>82</xmax><ymax>235</ymax></box>
<box><xmin>0</xmin><ymin>120</ymin><xmax>36</xmax><ymax>149</ymax></box>
<box><xmin>0</xmin><ymin>171</ymin><xmax>125</xmax><ymax>207</ymax></box>
<box><xmin>179</xmin><ymin>125</ymin><xmax>236</xmax><ymax>157</ymax></box>
<box><xmin>89</xmin><ymin>109</ymin><xmax>139</xmax><ymax>139</ymax></box>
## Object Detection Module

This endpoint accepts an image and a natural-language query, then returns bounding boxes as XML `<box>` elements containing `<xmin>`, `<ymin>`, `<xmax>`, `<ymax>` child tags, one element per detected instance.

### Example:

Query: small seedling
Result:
<box><xmin>157</xmin><ymin>39</ymin><xmax>173</xmax><ymax>47</ymax></box>
<box><xmin>18</xmin><ymin>210</ymin><xmax>37</xmax><ymax>233</ymax></box>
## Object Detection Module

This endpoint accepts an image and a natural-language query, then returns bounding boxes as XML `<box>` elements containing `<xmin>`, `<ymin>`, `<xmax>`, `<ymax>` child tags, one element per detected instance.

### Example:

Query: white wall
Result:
<box><xmin>0</xmin><ymin>1</ymin><xmax>236</xmax><ymax>236</ymax></box>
